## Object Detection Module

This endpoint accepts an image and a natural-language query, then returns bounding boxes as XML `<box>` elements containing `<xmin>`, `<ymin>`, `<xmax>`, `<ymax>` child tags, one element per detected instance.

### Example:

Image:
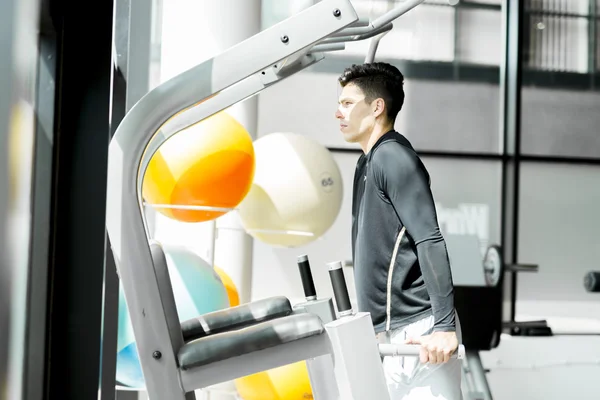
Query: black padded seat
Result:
<box><xmin>181</xmin><ymin>296</ymin><xmax>293</xmax><ymax>342</ymax></box>
<box><xmin>178</xmin><ymin>313</ymin><xmax>323</xmax><ymax>370</ymax></box>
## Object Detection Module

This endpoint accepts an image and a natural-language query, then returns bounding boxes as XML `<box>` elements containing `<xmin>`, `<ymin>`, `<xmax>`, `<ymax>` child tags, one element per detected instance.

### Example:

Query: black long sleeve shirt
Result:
<box><xmin>351</xmin><ymin>130</ymin><xmax>455</xmax><ymax>333</ymax></box>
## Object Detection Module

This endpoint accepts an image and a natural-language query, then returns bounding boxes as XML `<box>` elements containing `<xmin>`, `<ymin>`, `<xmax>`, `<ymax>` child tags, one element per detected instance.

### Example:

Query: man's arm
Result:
<box><xmin>373</xmin><ymin>142</ymin><xmax>455</xmax><ymax>332</ymax></box>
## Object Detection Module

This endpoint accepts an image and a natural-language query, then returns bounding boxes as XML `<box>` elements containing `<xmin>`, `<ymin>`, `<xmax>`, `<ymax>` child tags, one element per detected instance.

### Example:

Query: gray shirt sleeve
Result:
<box><xmin>372</xmin><ymin>142</ymin><xmax>456</xmax><ymax>332</ymax></box>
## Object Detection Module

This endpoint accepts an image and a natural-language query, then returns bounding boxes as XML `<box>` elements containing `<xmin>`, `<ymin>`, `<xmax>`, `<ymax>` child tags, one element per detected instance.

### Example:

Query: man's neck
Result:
<box><xmin>360</xmin><ymin>122</ymin><xmax>395</xmax><ymax>154</ymax></box>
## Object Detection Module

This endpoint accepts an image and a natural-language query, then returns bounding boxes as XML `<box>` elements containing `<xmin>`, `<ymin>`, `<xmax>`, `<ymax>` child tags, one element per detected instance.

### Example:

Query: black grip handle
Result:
<box><xmin>584</xmin><ymin>271</ymin><xmax>600</xmax><ymax>293</ymax></box>
<box><xmin>297</xmin><ymin>255</ymin><xmax>317</xmax><ymax>300</ymax></box>
<box><xmin>327</xmin><ymin>261</ymin><xmax>352</xmax><ymax>315</ymax></box>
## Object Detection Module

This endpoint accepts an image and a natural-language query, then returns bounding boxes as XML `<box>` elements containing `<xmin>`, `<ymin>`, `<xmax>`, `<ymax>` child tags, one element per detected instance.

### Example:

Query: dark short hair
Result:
<box><xmin>338</xmin><ymin>62</ymin><xmax>405</xmax><ymax>122</ymax></box>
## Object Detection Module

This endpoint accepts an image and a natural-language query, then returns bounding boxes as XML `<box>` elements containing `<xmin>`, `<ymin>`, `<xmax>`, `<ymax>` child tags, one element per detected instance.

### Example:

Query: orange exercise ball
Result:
<box><xmin>234</xmin><ymin>361</ymin><xmax>313</xmax><ymax>400</ymax></box>
<box><xmin>142</xmin><ymin>112</ymin><xmax>255</xmax><ymax>223</ymax></box>
<box><xmin>214</xmin><ymin>266</ymin><xmax>240</xmax><ymax>307</ymax></box>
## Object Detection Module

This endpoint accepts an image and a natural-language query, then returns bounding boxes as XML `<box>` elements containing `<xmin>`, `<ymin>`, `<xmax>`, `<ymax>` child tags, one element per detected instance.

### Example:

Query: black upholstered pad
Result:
<box><xmin>180</xmin><ymin>296</ymin><xmax>292</xmax><ymax>341</ymax></box>
<box><xmin>178</xmin><ymin>313</ymin><xmax>323</xmax><ymax>370</ymax></box>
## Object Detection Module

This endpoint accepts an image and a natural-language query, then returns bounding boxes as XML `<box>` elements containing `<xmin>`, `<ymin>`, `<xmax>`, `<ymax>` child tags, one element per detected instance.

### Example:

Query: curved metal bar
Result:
<box><xmin>330</xmin><ymin>0</ymin><xmax>426</xmax><ymax>37</ymax></box>
<box><xmin>320</xmin><ymin>22</ymin><xmax>393</xmax><ymax>44</ymax></box>
<box><xmin>330</xmin><ymin>25</ymin><xmax>375</xmax><ymax>37</ymax></box>
<box><xmin>350</xmin><ymin>17</ymin><xmax>370</xmax><ymax>27</ymax></box>
<box><xmin>365</xmin><ymin>29</ymin><xmax>391</xmax><ymax>63</ymax></box>
<box><xmin>370</xmin><ymin>0</ymin><xmax>426</xmax><ymax>30</ymax></box>
<box><xmin>310</xmin><ymin>43</ymin><xmax>346</xmax><ymax>53</ymax></box>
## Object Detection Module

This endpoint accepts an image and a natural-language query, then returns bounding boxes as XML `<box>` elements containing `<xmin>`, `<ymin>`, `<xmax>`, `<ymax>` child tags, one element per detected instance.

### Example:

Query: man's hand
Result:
<box><xmin>405</xmin><ymin>331</ymin><xmax>458</xmax><ymax>364</ymax></box>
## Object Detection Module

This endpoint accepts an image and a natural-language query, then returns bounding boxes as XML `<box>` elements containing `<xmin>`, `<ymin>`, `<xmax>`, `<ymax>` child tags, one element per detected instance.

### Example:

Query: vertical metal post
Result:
<box><xmin>466</xmin><ymin>351</ymin><xmax>494</xmax><ymax>400</ymax></box>
<box><xmin>107</xmin><ymin>0</ymin><xmax>158</xmax><ymax>398</ymax></box>
<box><xmin>453</xmin><ymin>2</ymin><xmax>460</xmax><ymax>80</ymax></box>
<box><xmin>499</xmin><ymin>0</ymin><xmax>524</xmax><ymax>332</ymax></box>
<box><xmin>198</xmin><ymin>0</ymin><xmax>261</xmax><ymax>305</ymax></box>
<box><xmin>126</xmin><ymin>0</ymin><xmax>154</xmax><ymax>111</ymax></box>
<box><xmin>589</xmin><ymin>0</ymin><xmax>597</xmax><ymax>88</ymax></box>
<box><xmin>101</xmin><ymin>64</ymin><xmax>126</xmax><ymax>400</ymax></box>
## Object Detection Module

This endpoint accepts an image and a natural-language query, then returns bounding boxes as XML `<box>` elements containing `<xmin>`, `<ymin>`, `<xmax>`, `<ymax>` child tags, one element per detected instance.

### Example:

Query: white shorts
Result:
<box><xmin>378</xmin><ymin>312</ymin><xmax>463</xmax><ymax>400</ymax></box>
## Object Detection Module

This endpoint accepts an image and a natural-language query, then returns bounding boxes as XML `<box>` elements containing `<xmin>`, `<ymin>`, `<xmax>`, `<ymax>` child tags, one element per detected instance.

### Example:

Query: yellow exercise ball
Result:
<box><xmin>213</xmin><ymin>267</ymin><xmax>315</xmax><ymax>400</ymax></box>
<box><xmin>214</xmin><ymin>266</ymin><xmax>240</xmax><ymax>307</ymax></box>
<box><xmin>237</xmin><ymin>132</ymin><xmax>343</xmax><ymax>248</ymax></box>
<box><xmin>234</xmin><ymin>361</ymin><xmax>313</xmax><ymax>400</ymax></box>
<box><xmin>142</xmin><ymin>112</ymin><xmax>255</xmax><ymax>223</ymax></box>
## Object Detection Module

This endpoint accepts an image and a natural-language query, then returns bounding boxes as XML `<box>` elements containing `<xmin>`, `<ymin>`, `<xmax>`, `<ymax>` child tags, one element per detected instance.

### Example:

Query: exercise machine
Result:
<box><xmin>295</xmin><ymin>254</ymin><xmax>466</xmax><ymax>399</ymax></box>
<box><xmin>445</xmin><ymin>234</ymin><xmax>542</xmax><ymax>400</ymax></box>
<box><xmin>105</xmin><ymin>0</ymin><xmax>468</xmax><ymax>399</ymax></box>
<box><xmin>296</xmin><ymin>254</ymin><xmax>464</xmax><ymax>364</ymax></box>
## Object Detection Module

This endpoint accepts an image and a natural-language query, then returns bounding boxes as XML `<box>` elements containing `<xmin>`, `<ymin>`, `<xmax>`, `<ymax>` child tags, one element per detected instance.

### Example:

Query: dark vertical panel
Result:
<box><xmin>500</xmin><ymin>0</ymin><xmax>524</xmax><ymax>331</ymax></box>
<box><xmin>98</xmin><ymin>67</ymin><xmax>126</xmax><ymax>400</ymax></box>
<box><xmin>44</xmin><ymin>0</ymin><xmax>115</xmax><ymax>398</ymax></box>
<box><xmin>98</xmin><ymin>2</ymin><xmax>130</xmax><ymax>399</ymax></box>
<box><xmin>24</xmin><ymin>32</ymin><xmax>57</xmax><ymax>400</ymax></box>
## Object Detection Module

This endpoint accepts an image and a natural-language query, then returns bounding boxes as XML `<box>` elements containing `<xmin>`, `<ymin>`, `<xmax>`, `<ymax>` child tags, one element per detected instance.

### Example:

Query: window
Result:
<box><xmin>517</xmin><ymin>162</ymin><xmax>600</xmax><ymax>318</ymax></box>
<box><xmin>521</xmin><ymin>0</ymin><xmax>600</xmax><ymax>157</ymax></box>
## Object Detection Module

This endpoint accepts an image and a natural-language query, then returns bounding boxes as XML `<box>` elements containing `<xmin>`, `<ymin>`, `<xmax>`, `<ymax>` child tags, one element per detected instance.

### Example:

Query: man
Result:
<box><xmin>335</xmin><ymin>62</ymin><xmax>462</xmax><ymax>399</ymax></box>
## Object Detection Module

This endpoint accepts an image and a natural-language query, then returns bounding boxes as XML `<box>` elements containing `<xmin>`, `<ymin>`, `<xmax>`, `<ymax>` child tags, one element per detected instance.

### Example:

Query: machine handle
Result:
<box><xmin>327</xmin><ymin>260</ymin><xmax>353</xmax><ymax>316</ymax></box>
<box><xmin>379</xmin><ymin>344</ymin><xmax>466</xmax><ymax>360</ymax></box>
<box><xmin>297</xmin><ymin>255</ymin><xmax>318</xmax><ymax>300</ymax></box>
<box><xmin>584</xmin><ymin>271</ymin><xmax>600</xmax><ymax>293</ymax></box>
<box><xmin>504</xmin><ymin>263</ymin><xmax>539</xmax><ymax>273</ymax></box>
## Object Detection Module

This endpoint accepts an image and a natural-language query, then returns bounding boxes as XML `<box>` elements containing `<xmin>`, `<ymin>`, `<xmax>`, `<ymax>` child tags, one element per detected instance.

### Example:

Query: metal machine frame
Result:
<box><xmin>105</xmin><ymin>1</ymin><xmax>448</xmax><ymax>399</ymax></box>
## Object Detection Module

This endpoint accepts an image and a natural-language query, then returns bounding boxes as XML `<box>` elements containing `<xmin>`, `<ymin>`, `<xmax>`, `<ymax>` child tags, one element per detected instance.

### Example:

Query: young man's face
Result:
<box><xmin>335</xmin><ymin>83</ymin><xmax>376</xmax><ymax>144</ymax></box>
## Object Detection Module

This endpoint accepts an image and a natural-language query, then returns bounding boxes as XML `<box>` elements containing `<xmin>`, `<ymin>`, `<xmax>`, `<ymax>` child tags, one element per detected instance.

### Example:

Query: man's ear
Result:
<box><xmin>372</xmin><ymin>98</ymin><xmax>386</xmax><ymax>118</ymax></box>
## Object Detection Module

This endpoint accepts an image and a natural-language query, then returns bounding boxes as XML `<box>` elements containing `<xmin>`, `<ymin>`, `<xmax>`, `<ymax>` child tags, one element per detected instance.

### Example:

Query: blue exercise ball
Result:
<box><xmin>116</xmin><ymin>244</ymin><xmax>230</xmax><ymax>389</ymax></box>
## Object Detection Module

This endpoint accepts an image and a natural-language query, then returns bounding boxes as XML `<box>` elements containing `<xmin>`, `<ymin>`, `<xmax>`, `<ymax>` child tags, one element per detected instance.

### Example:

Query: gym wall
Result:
<box><xmin>254</xmin><ymin>66</ymin><xmax>600</xmax><ymax>314</ymax></box>
<box><xmin>258</xmin><ymin>66</ymin><xmax>600</xmax><ymax>155</ymax></box>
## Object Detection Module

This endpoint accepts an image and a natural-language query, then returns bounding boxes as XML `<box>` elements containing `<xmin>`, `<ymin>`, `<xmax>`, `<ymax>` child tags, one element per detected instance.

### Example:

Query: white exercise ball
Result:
<box><xmin>237</xmin><ymin>132</ymin><xmax>343</xmax><ymax>248</ymax></box>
